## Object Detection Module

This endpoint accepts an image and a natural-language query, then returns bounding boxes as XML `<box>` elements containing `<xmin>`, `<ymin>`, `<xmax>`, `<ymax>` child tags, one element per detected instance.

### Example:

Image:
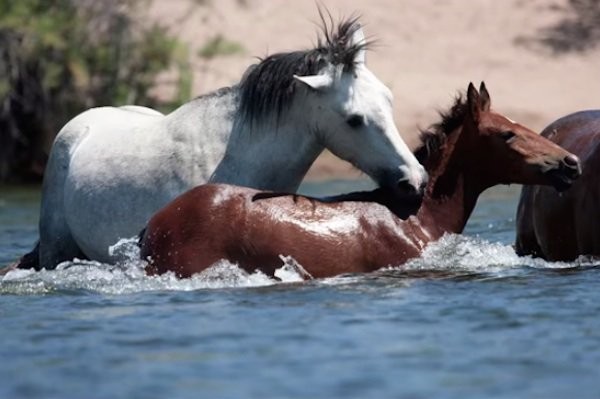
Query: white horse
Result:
<box><xmin>18</xmin><ymin>17</ymin><xmax>426</xmax><ymax>270</ymax></box>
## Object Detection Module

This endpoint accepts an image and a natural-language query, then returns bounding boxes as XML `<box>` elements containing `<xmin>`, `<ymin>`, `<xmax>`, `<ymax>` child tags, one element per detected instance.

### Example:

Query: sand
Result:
<box><xmin>148</xmin><ymin>0</ymin><xmax>600</xmax><ymax>180</ymax></box>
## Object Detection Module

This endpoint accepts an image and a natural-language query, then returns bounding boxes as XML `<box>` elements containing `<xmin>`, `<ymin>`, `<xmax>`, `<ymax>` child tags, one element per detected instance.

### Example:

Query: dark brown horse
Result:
<box><xmin>140</xmin><ymin>83</ymin><xmax>582</xmax><ymax>279</ymax></box>
<box><xmin>516</xmin><ymin>110</ymin><xmax>599</xmax><ymax>261</ymax></box>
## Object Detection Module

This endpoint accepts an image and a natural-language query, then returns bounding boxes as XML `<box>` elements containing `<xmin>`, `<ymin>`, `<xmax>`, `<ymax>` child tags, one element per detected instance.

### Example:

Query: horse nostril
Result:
<box><xmin>559</xmin><ymin>154</ymin><xmax>582</xmax><ymax>180</ymax></box>
<box><xmin>563</xmin><ymin>154</ymin><xmax>580</xmax><ymax>168</ymax></box>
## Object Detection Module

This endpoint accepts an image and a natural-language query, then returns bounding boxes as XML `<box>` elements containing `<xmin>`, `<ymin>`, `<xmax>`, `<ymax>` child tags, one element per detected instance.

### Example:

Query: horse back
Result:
<box><xmin>541</xmin><ymin>110</ymin><xmax>600</xmax><ymax>159</ymax></box>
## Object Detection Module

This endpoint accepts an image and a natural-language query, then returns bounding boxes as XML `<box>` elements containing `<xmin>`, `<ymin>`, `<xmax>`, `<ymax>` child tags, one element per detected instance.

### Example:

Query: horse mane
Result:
<box><xmin>238</xmin><ymin>13</ymin><xmax>370</xmax><ymax>125</ymax></box>
<box><xmin>415</xmin><ymin>93</ymin><xmax>468</xmax><ymax>164</ymax></box>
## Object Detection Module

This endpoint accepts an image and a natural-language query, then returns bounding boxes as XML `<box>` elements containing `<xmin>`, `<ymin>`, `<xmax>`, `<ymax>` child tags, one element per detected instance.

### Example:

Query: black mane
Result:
<box><xmin>238</xmin><ymin>14</ymin><xmax>369</xmax><ymax>125</ymax></box>
<box><xmin>415</xmin><ymin>94</ymin><xmax>469</xmax><ymax>163</ymax></box>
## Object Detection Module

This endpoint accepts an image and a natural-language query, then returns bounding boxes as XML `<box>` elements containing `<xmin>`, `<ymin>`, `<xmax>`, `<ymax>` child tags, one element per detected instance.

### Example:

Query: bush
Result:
<box><xmin>0</xmin><ymin>0</ymin><xmax>191</xmax><ymax>183</ymax></box>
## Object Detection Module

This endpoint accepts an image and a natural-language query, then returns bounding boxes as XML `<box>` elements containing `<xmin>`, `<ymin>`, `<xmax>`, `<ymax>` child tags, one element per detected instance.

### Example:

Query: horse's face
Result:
<box><xmin>293</xmin><ymin>28</ymin><xmax>427</xmax><ymax>198</ymax></box>
<box><xmin>467</xmin><ymin>83</ymin><xmax>581</xmax><ymax>191</ymax></box>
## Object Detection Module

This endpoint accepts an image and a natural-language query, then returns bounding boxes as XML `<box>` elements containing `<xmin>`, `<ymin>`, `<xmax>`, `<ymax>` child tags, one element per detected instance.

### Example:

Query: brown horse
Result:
<box><xmin>516</xmin><ymin>110</ymin><xmax>599</xmax><ymax>261</ymax></box>
<box><xmin>140</xmin><ymin>83</ymin><xmax>582</xmax><ymax>279</ymax></box>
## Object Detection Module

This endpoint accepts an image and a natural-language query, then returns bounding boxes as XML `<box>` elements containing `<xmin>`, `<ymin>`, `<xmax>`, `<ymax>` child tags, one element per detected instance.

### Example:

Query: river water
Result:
<box><xmin>1</xmin><ymin>181</ymin><xmax>599</xmax><ymax>399</ymax></box>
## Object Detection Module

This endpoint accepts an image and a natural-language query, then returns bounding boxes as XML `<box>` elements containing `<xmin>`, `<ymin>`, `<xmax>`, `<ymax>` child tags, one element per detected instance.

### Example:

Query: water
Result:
<box><xmin>1</xmin><ymin>182</ymin><xmax>600</xmax><ymax>399</ymax></box>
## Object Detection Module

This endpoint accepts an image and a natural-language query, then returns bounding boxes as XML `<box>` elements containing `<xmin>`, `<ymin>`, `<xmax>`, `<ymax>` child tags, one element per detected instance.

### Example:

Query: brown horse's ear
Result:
<box><xmin>479</xmin><ymin>81</ymin><xmax>491</xmax><ymax>111</ymax></box>
<box><xmin>467</xmin><ymin>82</ymin><xmax>480</xmax><ymax>122</ymax></box>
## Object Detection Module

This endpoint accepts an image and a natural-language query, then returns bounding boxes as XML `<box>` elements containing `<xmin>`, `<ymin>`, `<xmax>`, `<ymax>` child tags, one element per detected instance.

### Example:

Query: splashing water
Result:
<box><xmin>2</xmin><ymin>234</ymin><xmax>598</xmax><ymax>296</ymax></box>
<box><xmin>275</xmin><ymin>255</ymin><xmax>314</xmax><ymax>281</ymax></box>
<box><xmin>396</xmin><ymin>233</ymin><xmax>600</xmax><ymax>274</ymax></box>
<box><xmin>0</xmin><ymin>238</ymin><xmax>308</xmax><ymax>295</ymax></box>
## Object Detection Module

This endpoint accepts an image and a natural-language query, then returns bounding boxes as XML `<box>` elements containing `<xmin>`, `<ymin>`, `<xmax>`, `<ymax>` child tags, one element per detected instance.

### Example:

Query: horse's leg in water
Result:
<box><xmin>515</xmin><ymin>186</ymin><xmax>543</xmax><ymax>257</ymax></box>
<box><xmin>39</xmin><ymin>210</ymin><xmax>87</xmax><ymax>270</ymax></box>
<box><xmin>10</xmin><ymin>242</ymin><xmax>40</xmax><ymax>271</ymax></box>
<box><xmin>37</xmin><ymin>126</ymin><xmax>88</xmax><ymax>269</ymax></box>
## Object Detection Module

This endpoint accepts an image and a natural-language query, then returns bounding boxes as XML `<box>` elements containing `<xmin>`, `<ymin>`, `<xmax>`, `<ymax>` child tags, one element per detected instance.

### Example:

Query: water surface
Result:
<box><xmin>1</xmin><ymin>182</ymin><xmax>599</xmax><ymax>399</ymax></box>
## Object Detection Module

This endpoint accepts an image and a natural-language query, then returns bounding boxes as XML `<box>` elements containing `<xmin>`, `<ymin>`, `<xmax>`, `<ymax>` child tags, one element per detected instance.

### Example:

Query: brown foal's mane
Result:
<box><xmin>414</xmin><ymin>94</ymin><xmax>469</xmax><ymax>165</ymax></box>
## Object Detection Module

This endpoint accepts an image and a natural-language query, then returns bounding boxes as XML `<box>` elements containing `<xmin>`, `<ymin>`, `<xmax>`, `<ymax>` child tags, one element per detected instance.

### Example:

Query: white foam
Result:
<box><xmin>2</xmin><ymin>234</ymin><xmax>597</xmax><ymax>295</ymax></box>
<box><xmin>0</xmin><ymin>239</ymin><xmax>309</xmax><ymax>295</ymax></box>
<box><xmin>1</xmin><ymin>260</ymin><xmax>288</xmax><ymax>295</ymax></box>
<box><xmin>108</xmin><ymin>237</ymin><xmax>141</xmax><ymax>260</ymax></box>
<box><xmin>393</xmin><ymin>233</ymin><xmax>600</xmax><ymax>274</ymax></box>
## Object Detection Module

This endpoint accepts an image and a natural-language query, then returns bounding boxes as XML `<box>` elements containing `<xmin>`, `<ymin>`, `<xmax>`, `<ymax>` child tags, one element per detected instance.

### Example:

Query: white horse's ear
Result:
<box><xmin>293</xmin><ymin>74</ymin><xmax>333</xmax><ymax>91</ymax></box>
<box><xmin>351</xmin><ymin>25</ymin><xmax>366</xmax><ymax>64</ymax></box>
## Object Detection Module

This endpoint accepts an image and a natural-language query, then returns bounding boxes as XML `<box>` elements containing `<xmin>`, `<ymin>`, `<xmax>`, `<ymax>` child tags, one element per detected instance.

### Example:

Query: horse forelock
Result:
<box><xmin>238</xmin><ymin>14</ymin><xmax>370</xmax><ymax>126</ymax></box>
<box><xmin>317</xmin><ymin>12</ymin><xmax>370</xmax><ymax>72</ymax></box>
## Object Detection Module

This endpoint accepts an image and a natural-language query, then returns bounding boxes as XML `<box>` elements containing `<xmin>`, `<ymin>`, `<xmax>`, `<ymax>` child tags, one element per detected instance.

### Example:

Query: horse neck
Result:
<box><xmin>210</xmin><ymin>98</ymin><xmax>322</xmax><ymax>191</ymax></box>
<box><xmin>415</xmin><ymin>124</ymin><xmax>487</xmax><ymax>240</ymax></box>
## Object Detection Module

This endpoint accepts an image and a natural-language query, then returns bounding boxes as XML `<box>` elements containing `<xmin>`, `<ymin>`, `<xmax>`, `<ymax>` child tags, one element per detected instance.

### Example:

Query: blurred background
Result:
<box><xmin>1</xmin><ymin>0</ymin><xmax>599</xmax><ymax>184</ymax></box>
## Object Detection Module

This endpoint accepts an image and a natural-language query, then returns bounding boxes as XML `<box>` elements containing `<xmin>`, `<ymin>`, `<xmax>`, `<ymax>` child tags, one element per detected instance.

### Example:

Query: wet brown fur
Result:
<box><xmin>140</xmin><ymin>83</ymin><xmax>581</xmax><ymax>279</ymax></box>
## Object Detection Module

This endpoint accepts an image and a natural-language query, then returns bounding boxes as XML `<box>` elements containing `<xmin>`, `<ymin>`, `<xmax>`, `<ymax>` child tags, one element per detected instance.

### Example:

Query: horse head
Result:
<box><xmin>454</xmin><ymin>82</ymin><xmax>581</xmax><ymax>192</ymax></box>
<box><xmin>292</xmin><ymin>17</ymin><xmax>427</xmax><ymax>198</ymax></box>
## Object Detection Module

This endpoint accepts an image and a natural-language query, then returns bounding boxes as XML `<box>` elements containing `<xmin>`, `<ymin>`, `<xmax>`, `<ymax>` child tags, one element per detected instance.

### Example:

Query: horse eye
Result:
<box><xmin>346</xmin><ymin>114</ymin><xmax>364</xmax><ymax>128</ymax></box>
<box><xmin>500</xmin><ymin>131</ymin><xmax>516</xmax><ymax>141</ymax></box>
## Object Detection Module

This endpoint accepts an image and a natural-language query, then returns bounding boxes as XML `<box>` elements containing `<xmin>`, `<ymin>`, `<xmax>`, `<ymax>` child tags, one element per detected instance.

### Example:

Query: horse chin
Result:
<box><xmin>545</xmin><ymin>170</ymin><xmax>574</xmax><ymax>192</ymax></box>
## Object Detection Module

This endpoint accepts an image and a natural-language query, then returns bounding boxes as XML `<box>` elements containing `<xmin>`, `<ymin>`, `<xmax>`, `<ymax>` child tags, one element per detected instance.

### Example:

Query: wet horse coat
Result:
<box><xmin>516</xmin><ymin>110</ymin><xmax>600</xmax><ymax>261</ymax></box>
<box><xmin>140</xmin><ymin>83</ymin><xmax>581</xmax><ymax>278</ymax></box>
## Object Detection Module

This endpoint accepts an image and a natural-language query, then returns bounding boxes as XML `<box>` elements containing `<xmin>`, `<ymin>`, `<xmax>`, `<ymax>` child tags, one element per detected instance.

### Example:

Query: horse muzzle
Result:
<box><xmin>396</xmin><ymin>178</ymin><xmax>427</xmax><ymax>198</ymax></box>
<box><xmin>546</xmin><ymin>154</ymin><xmax>582</xmax><ymax>192</ymax></box>
<box><xmin>399</xmin><ymin>163</ymin><xmax>428</xmax><ymax>193</ymax></box>
<box><xmin>377</xmin><ymin>164</ymin><xmax>428</xmax><ymax>201</ymax></box>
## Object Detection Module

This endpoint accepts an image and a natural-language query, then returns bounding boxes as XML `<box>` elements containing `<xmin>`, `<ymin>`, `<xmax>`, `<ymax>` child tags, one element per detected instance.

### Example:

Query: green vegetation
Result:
<box><xmin>0</xmin><ymin>0</ymin><xmax>191</xmax><ymax>183</ymax></box>
<box><xmin>198</xmin><ymin>35</ymin><xmax>245</xmax><ymax>59</ymax></box>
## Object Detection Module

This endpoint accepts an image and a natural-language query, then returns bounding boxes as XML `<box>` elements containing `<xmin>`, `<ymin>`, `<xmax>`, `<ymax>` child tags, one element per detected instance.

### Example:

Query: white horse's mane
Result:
<box><xmin>238</xmin><ymin>14</ymin><xmax>370</xmax><ymax>126</ymax></box>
